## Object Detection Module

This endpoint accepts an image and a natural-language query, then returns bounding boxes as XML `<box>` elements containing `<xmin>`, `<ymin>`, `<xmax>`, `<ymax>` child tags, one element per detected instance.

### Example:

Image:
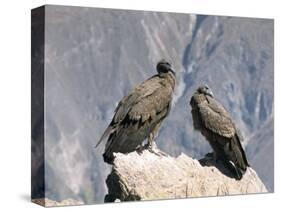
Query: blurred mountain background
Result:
<box><xmin>35</xmin><ymin>5</ymin><xmax>273</xmax><ymax>204</ymax></box>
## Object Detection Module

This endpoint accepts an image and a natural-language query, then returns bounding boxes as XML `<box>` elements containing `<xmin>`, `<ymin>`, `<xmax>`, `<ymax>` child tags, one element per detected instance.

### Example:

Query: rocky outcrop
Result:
<box><xmin>105</xmin><ymin>149</ymin><xmax>267</xmax><ymax>202</ymax></box>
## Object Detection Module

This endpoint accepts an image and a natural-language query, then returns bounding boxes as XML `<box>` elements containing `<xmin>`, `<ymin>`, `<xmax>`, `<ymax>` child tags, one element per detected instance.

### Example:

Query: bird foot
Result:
<box><xmin>136</xmin><ymin>145</ymin><xmax>146</xmax><ymax>155</ymax></box>
<box><xmin>145</xmin><ymin>142</ymin><xmax>167</xmax><ymax>157</ymax></box>
<box><xmin>144</xmin><ymin>140</ymin><xmax>156</xmax><ymax>150</ymax></box>
<box><xmin>136</xmin><ymin>143</ymin><xmax>155</xmax><ymax>154</ymax></box>
<box><xmin>136</xmin><ymin>142</ymin><xmax>167</xmax><ymax>157</ymax></box>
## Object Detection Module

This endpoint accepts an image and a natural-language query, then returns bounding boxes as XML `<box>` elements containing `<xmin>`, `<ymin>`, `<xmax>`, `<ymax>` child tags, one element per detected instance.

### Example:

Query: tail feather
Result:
<box><xmin>103</xmin><ymin>152</ymin><xmax>114</xmax><ymax>164</ymax></box>
<box><xmin>224</xmin><ymin>134</ymin><xmax>249</xmax><ymax>179</ymax></box>
<box><xmin>95</xmin><ymin>126</ymin><xmax>113</xmax><ymax>148</ymax></box>
<box><xmin>223</xmin><ymin>160</ymin><xmax>243</xmax><ymax>180</ymax></box>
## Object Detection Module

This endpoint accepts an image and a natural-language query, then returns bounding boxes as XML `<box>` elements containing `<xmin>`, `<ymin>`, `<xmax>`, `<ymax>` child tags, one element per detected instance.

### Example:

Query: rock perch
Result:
<box><xmin>105</xmin><ymin>149</ymin><xmax>267</xmax><ymax>202</ymax></box>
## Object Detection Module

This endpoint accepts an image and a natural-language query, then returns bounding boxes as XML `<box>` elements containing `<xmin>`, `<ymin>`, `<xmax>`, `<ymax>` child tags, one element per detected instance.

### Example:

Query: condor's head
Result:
<box><xmin>196</xmin><ymin>85</ymin><xmax>214</xmax><ymax>98</ymax></box>
<box><xmin>156</xmin><ymin>59</ymin><xmax>176</xmax><ymax>76</ymax></box>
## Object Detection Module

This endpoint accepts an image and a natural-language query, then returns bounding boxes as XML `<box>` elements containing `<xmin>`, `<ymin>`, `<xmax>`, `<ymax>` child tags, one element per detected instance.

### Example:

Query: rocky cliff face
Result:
<box><xmin>34</xmin><ymin>5</ymin><xmax>274</xmax><ymax>204</ymax></box>
<box><xmin>105</xmin><ymin>150</ymin><xmax>267</xmax><ymax>202</ymax></box>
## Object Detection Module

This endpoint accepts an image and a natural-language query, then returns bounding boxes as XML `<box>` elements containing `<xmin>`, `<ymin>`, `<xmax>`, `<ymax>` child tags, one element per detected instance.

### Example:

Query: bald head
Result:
<box><xmin>156</xmin><ymin>59</ymin><xmax>175</xmax><ymax>76</ymax></box>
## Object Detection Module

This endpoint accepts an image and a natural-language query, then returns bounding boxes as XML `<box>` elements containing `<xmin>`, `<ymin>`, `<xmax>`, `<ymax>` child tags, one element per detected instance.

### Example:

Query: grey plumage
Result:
<box><xmin>96</xmin><ymin>60</ymin><xmax>176</xmax><ymax>164</ymax></box>
<box><xmin>190</xmin><ymin>85</ymin><xmax>249</xmax><ymax>180</ymax></box>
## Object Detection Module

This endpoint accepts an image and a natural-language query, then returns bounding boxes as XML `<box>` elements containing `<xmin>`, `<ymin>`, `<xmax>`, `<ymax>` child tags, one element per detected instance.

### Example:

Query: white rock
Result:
<box><xmin>105</xmin><ymin>149</ymin><xmax>267</xmax><ymax>202</ymax></box>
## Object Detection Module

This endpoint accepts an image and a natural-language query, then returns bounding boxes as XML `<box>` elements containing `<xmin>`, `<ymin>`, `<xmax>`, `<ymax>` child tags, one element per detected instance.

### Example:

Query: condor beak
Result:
<box><xmin>207</xmin><ymin>89</ymin><xmax>214</xmax><ymax>97</ymax></box>
<box><xmin>169</xmin><ymin>68</ymin><xmax>176</xmax><ymax>76</ymax></box>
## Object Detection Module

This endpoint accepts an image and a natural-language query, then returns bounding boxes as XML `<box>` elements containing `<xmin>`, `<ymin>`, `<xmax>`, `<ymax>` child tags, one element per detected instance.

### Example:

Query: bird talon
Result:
<box><xmin>144</xmin><ymin>143</ymin><xmax>153</xmax><ymax>151</ymax></box>
<box><xmin>144</xmin><ymin>142</ymin><xmax>167</xmax><ymax>157</ymax></box>
<box><xmin>136</xmin><ymin>145</ymin><xmax>146</xmax><ymax>154</ymax></box>
<box><xmin>148</xmin><ymin>148</ymin><xmax>160</xmax><ymax>156</ymax></box>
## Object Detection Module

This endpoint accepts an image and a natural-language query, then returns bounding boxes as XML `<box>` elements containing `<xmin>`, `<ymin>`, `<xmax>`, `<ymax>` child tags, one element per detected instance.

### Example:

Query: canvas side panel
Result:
<box><xmin>31</xmin><ymin>6</ymin><xmax>45</xmax><ymax>205</ymax></box>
